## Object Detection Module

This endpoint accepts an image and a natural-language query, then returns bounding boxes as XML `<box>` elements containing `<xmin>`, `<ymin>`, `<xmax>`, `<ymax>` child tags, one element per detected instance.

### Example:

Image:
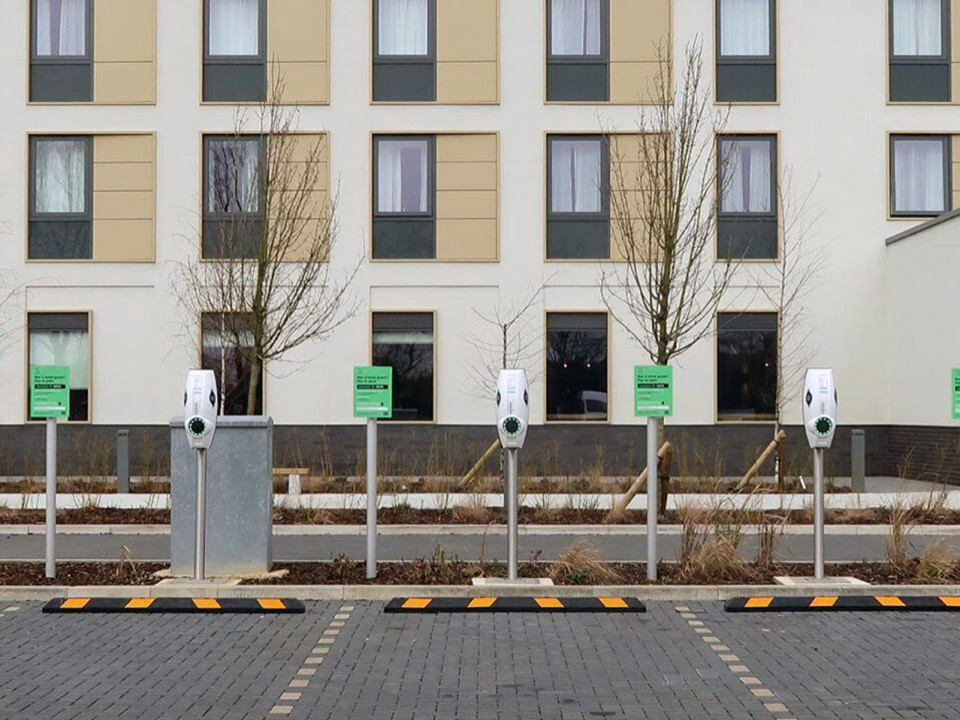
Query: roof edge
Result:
<box><xmin>885</xmin><ymin>208</ymin><xmax>960</xmax><ymax>246</ymax></box>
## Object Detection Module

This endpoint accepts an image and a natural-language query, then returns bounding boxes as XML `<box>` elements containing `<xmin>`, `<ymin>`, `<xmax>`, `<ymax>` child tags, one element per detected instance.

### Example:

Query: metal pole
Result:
<box><xmin>646</xmin><ymin>417</ymin><xmax>658</xmax><ymax>582</ymax></box>
<box><xmin>506</xmin><ymin>448</ymin><xmax>519</xmax><ymax>581</ymax></box>
<box><xmin>366</xmin><ymin>418</ymin><xmax>377</xmax><ymax>580</ymax></box>
<box><xmin>813</xmin><ymin>448</ymin><xmax>825</xmax><ymax>580</ymax></box>
<box><xmin>117</xmin><ymin>429</ymin><xmax>130</xmax><ymax>493</ymax></box>
<box><xmin>45</xmin><ymin>417</ymin><xmax>56</xmax><ymax>579</ymax></box>
<box><xmin>194</xmin><ymin>448</ymin><xmax>207</xmax><ymax>580</ymax></box>
<box><xmin>850</xmin><ymin>429</ymin><xmax>865</xmax><ymax>493</ymax></box>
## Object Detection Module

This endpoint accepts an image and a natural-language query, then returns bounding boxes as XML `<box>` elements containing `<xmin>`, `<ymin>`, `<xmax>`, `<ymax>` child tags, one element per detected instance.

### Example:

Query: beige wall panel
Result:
<box><xmin>437</xmin><ymin>0</ymin><xmax>498</xmax><ymax>62</ymax></box>
<box><xmin>610</xmin><ymin>220</ymin><xmax>654</xmax><ymax>263</ymax></box>
<box><xmin>282</xmin><ymin>218</ymin><xmax>330</xmax><ymax>262</ymax></box>
<box><xmin>93</xmin><ymin>191</ymin><xmax>154</xmax><ymax>220</ymax></box>
<box><xmin>93</xmin><ymin>62</ymin><xmax>155</xmax><ymax>104</ymax></box>
<box><xmin>610</xmin><ymin>191</ymin><xmax>652</xmax><ymax>219</ymax></box>
<box><xmin>93</xmin><ymin>219</ymin><xmax>154</xmax><ymax>262</ymax></box>
<box><xmin>277</xmin><ymin>134</ymin><xmax>328</xmax><ymax>163</ymax></box>
<box><xmin>94</xmin><ymin>0</ymin><xmax>156</xmax><ymax>62</ymax></box>
<box><xmin>268</xmin><ymin>191</ymin><xmax>330</xmax><ymax>220</ymax></box>
<box><xmin>281</xmin><ymin>162</ymin><xmax>330</xmax><ymax>192</ymax></box>
<box><xmin>269</xmin><ymin>62</ymin><xmax>328</xmax><ymax>104</ymax></box>
<box><xmin>94</xmin><ymin>135</ymin><xmax>155</xmax><ymax>164</ymax></box>
<box><xmin>437</xmin><ymin>62</ymin><xmax>498</xmax><ymax>103</ymax></box>
<box><xmin>436</xmin><ymin>219</ymin><xmax>497</xmax><ymax>260</ymax></box>
<box><xmin>953</xmin><ymin>63</ymin><xmax>960</xmax><ymax>103</ymax></box>
<box><xmin>437</xmin><ymin>162</ymin><xmax>498</xmax><ymax>191</ymax></box>
<box><xmin>610</xmin><ymin>62</ymin><xmax>659</xmax><ymax>103</ymax></box>
<box><xmin>436</xmin><ymin>134</ymin><xmax>497</xmax><ymax>163</ymax></box>
<box><xmin>611</xmin><ymin>0</ymin><xmax>670</xmax><ymax>63</ymax></box>
<box><xmin>953</xmin><ymin>0</ymin><xmax>960</xmax><ymax>63</ymax></box>
<box><xmin>93</xmin><ymin>162</ymin><xmax>154</xmax><ymax>192</ymax></box>
<box><xmin>437</xmin><ymin>190</ymin><xmax>497</xmax><ymax>219</ymax></box>
<box><xmin>268</xmin><ymin>0</ymin><xmax>329</xmax><ymax>62</ymax></box>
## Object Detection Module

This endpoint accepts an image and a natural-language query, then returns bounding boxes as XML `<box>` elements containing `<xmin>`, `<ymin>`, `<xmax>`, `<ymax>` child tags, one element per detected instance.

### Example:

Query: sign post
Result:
<box><xmin>634</xmin><ymin>365</ymin><xmax>672</xmax><ymax>582</ymax></box>
<box><xmin>30</xmin><ymin>366</ymin><xmax>70</xmax><ymax>580</ymax></box>
<box><xmin>354</xmin><ymin>366</ymin><xmax>393</xmax><ymax>579</ymax></box>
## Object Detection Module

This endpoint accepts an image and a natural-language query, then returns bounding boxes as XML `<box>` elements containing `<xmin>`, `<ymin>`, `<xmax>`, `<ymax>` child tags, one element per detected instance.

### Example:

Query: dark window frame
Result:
<box><xmin>546</xmin><ymin>134</ymin><xmax>611</xmax><ymax>259</ymax></box>
<box><xmin>202</xmin><ymin>134</ymin><xmax>267</xmax><ymax>259</ymax></box>
<box><xmin>28</xmin><ymin>134</ymin><xmax>93</xmax><ymax>260</ymax></box>
<box><xmin>545</xmin><ymin>0</ymin><xmax>610</xmax><ymax>101</ymax></box>
<box><xmin>27</xmin><ymin>311</ymin><xmax>91</xmax><ymax>423</ymax></box>
<box><xmin>890</xmin><ymin>133</ymin><xmax>951</xmax><ymax>218</ymax></box>
<box><xmin>30</xmin><ymin>0</ymin><xmax>94</xmax><ymax>102</ymax></box>
<box><xmin>203</xmin><ymin>0</ymin><xmax>267</xmax><ymax>102</ymax></box>
<box><xmin>545</xmin><ymin>311</ymin><xmax>610</xmax><ymax>423</ymax></box>
<box><xmin>716</xmin><ymin>311</ymin><xmax>778</xmax><ymax>422</ymax></box>
<box><xmin>371</xmin><ymin>311</ymin><xmax>436</xmax><ymax>422</ymax></box>
<box><xmin>372</xmin><ymin>0</ymin><xmax>437</xmax><ymax>102</ymax></box>
<box><xmin>717</xmin><ymin>134</ymin><xmax>778</xmax><ymax>260</ymax></box>
<box><xmin>372</xmin><ymin>135</ymin><xmax>437</xmax><ymax>259</ymax></box>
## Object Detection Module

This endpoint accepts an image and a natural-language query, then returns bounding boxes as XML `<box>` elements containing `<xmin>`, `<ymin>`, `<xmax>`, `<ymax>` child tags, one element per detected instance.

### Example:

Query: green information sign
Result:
<box><xmin>354</xmin><ymin>366</ymin><xmax>393</xmax><ymax>419</ymax></box>
<box><xmin>30</xmin><ymin>365</ymin><xmax>70</xmax><ymax>419</ymax></box>
<box><xmin>953</xmin><ymin>369</ymin><xmax>960</xmax><ymax>420</ymax></box>
<box><xmin>634</xmin><ymin>365</ymin><xmax>673</xmax><ymax>418</ymax></box>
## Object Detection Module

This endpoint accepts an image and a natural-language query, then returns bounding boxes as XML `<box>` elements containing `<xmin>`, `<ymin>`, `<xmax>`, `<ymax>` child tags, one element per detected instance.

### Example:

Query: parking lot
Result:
<box><xmin>1</xmin><ymin>600</ymin><xmax>959</xmax><ymax>719</ymax></box>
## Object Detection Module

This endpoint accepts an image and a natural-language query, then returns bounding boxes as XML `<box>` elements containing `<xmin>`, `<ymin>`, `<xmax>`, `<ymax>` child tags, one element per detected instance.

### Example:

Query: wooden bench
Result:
<box><xmin>273</xmin><ymin>467</ymin><xmax>310</xmax><ymax>495</ymax></box>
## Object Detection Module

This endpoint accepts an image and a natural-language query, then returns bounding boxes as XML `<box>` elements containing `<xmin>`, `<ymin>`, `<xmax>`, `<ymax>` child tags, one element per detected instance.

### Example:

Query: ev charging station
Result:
<box><xmin>802</xmin><ymin>368</ymin><xmax>838</xmax><ymax>580</ymax></box>
<box><xmin>183</xmin><ymin>370</ymin><xmax>219</xmax><ymax>580</ymax></box>
<box><xmin>496</xmin><ymin>369</ymin><xmax>530</xmax><ymax>581</ymax></box>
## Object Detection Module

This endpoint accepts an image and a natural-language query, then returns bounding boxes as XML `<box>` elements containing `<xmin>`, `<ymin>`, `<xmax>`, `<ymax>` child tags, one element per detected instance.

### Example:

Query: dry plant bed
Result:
<box><xmin>0</xmin><ymin>562</ymin><xmax>166</xmax><ymax>586</ymax></box>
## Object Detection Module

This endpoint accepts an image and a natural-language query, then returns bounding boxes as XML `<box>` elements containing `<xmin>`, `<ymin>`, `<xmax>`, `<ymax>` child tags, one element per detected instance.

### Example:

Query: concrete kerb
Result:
<box><xmin>6</xmin><ymin>583</ymin><xmax>960</xmax><ymax>602</ymax></box>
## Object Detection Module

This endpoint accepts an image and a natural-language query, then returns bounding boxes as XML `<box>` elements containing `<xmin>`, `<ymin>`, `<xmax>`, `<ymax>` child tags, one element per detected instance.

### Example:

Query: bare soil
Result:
<box><xmin>0</xmin><ymin>562</ymin><xmax>166</xmax><ymax>586</ymax></box>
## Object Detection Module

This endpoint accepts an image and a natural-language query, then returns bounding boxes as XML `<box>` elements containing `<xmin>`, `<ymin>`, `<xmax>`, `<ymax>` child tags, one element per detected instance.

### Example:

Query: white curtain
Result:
<box><xmin>208</xmin><ymin>140</ymin><xmax>260</xmax><ymax>213</ymax></box>
<box><xmin>722</xmin><ymin>139</ymin><xmax>772</xmax><ymax>213</ymax></box>
<box><xmin>551</xmin><ymin>139</ymin><xmax>602</xmax><ymax>213</ymax></box>
<box><xmin>893</xmin><ymin>0</ymin><xmax>942</xmax><ymax>55</ymax></box>
<box><xmin>378</xmin><ymin>0</ymin><xmax>429</xmax><ymax>56</ymax></box>
<box><xmin>551</xmin><ymin>0</ymin><xmax>601</xmax><ymax>56</ymax></box>
<box><xmin>209</xmin><ymin>0</ymin><xmax>259</xmax><ymax>56</ymax></box>
<box><xmin>30</xmin><ymin>330</ymin><xmax>89</xmax><ymax>390</ymax></box>
<box><xmin>719</xmin><ymin>0</ymin><xmax>770</xmax><ymax>56</ymax></box>
<box><xmin>894</xmin><ymin>139</ymin><xmax>945</xmax><ymax>213</ymax></box>
<box><xmin>36</xmin><ymin>0</ymin><xmax>86</xmax><ymax>57</ymax></box>
<box><xmin>378</xmin><ymin>140</ymin><xmax>429</xmax><ymax>213</ymax></box>
<box><xmin>35</xmin><ymin>140</ymin><xmax>85</xmax><ymax>214</ymax></box>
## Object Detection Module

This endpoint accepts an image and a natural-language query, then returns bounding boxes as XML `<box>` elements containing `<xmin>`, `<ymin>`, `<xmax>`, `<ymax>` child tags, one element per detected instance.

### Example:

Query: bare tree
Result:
<box><xmin>173</xmin><ymin>71</ymin><xmax>362</xmax><ymax>414</ymax></box>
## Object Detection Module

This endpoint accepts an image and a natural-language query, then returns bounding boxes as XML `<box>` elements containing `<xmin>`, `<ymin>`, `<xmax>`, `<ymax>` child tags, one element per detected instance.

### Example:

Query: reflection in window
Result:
<box><xmin>208</xmin><ymin>0</ymin><xmax>260</xmax><ymax>56</ymax></box>
<box><xmin>378</xmin><ymin>0</ymin><xmax>429</xmax><ymax>56</ymax></box>
<box><xmin>201</xmin><ymin>313</ymin><xmax>263</xmax><ymax>416</ymax></box>
<box><xmin>550</xmin><ymin>0</ymin><xmax>602</xmax><ymax>56</ymax></box>
<box><xmin>36</xmin><ymin>0</ymin><xmax>87</xmax><ymax>57</ymax></box>
<box><xmin>372</xmin><ymin>313</ymin><xmax>434</xmax><ymax>421</ymax></box>
<box><xmin>717</xmin><ymin>312</ymin><xmax>776</xmax><ymax>420</ymax></box>
<box><xmin>28</xmin><ymin>312</ymin><xmax>89</xmax><ymax>422</ymax></box>
<box><xmin>30</xmin><ymin>136</ymin><xmax>91</xmax><ymax>259</ymax></box>
<box><xmin>891</xmin><ymin>136</ymin><xmax>948</xmax><ymax>215</ymax></box>
<box><xmin>547</xmin><ymin>313</ymin><xmax>607</xmax><ymax>422</ymax></box>
<box><xmin>203</xmin><ymin>135</ymin><xmax>264</xmax><ymax>258</ymax></box>
<box><xmin>718</xmin><ymin>0</ymin><xmax>771</xmax><ymax>57</ymax></box>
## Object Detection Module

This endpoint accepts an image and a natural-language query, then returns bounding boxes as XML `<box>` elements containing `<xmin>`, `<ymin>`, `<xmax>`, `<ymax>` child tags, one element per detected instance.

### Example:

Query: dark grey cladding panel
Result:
<box><xmin>373</xmin><ymin>63</ymin><xmax>436</xmax><ymax>102</ymax></box>
<box><xmin>716</xmin><ymin>62</ymin><xmax>776</xmax><ymax>102</ymax></box>
<box><xmin>547</xmin><ymin>62</ymin><xmax>609</xmax><ymax>101</ymax></box>
<box><xmin>30</xmin><ymin>63</ymin><xmax>92</xmax><ymax>102</ymax></box>
<box><xmin>203</xmin><ymin>63</ymin><xmax>266</xmax><ymax>102</ymax></box>
<box><xmin>890</xmin><ymin>63</ymin><xmax>951</xmax><ymax>102</ymax></box>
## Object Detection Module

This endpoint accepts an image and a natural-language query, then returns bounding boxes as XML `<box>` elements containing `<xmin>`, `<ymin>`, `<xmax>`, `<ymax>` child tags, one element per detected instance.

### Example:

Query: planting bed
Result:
<box><xmin>0</xmin><ymin>562</ymin><xmax>166</xmax><ymax>586</ymax></box>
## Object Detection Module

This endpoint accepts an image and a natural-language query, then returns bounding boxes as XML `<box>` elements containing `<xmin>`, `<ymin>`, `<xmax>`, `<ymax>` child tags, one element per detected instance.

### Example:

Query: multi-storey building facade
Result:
<box><xmin>2</xmin><ymin>0</ymin><xmax>957</xmax><ymax>477</ymax></box>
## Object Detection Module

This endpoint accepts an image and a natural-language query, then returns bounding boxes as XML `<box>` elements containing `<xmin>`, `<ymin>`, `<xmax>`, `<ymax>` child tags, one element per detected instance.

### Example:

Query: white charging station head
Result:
<box><xmin>184</xmin><ymin>370</ymin><xmax>219</xmax><ymax>450</ymax></box>
<box><xmin>802</xmin><ymin>368</ymin><xmax>837</xmax><ymax>449</ymax></box>
<box><xmin>496</xmin><ymin>369</ymin><xmax>530</xmax><ymax>449</ymax></box>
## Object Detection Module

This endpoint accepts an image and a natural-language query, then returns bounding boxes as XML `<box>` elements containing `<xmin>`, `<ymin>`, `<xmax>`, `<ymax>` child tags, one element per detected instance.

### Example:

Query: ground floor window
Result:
<box><xmin>717</xmin><ymin>312</ymin><xmax>777</xmax><ymax>420</ymax></box>
<box><xmin>372</xmin><ymin>312</ymin><xmax>434</xmax><ymax>421</ymax></box>
<box><xmin>201</xmin><ymin>312</ymin><xmax>263</xmax><ymax>415</ymax></box>
<box><xmin>28</xmin><ymin>312</ymin><xmax>89</xmax><ymax>421</ymax></box>
<box><xmin>546</xmin><ymin>312</ymin><xmax>608</xmax><ymax>422</ymax></box>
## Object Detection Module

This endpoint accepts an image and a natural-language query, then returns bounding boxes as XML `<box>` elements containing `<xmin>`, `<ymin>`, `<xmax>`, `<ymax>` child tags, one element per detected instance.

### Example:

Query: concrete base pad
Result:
<box><xmin>775</xmin><ymin>576</ymin><xmax>871</xmax><ymax>586</ymax></box>
<box><xmin>471</xmin><ymin>577</ymin><xmax>555</xmax><ymax>587</ymax></box>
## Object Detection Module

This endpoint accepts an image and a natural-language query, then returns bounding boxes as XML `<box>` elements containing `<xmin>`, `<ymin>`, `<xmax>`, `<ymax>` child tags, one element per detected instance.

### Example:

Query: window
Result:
<box><xmin>373</xmin><ymin>0</ymin><xmax>436</xmax><ymax>101</ymax></box>
<box><xmin>547</xmin><ymin>0</ymin><xmax>609</xmax><ymax>101</ymax></box>
<box><xmin>716</xmin><ymin>0</ymin><xmax>776</xmax><ymax>102</ymax></box>
<box><xmin>204</xmin><ymin>0</ymin><xmax>266</xmax><ymax>102</ymax></box>
<box><xmin>890</xmin><ymin>0</ymin><xmax>950</xmax><ymax>102</ymax></box>
<box><xmin>372</xmin><ymin>313</ymin><xmax>434</xmax><ymax>421</ymax></box>
<box><xmin>30</xmin><ymin>0</ymin><xmax>92</xmax><ymax>102</ymax></box>
<box><xmin>717</xmin><ymin>312</ymin><xmax>776</xmax><ymax>420</ymax></box>
<box><xmin>203</xmin><ymin>135</ymin><xmax>264</xmax><ymax>258</ymax></box>
<box><xmin>29</xmin><ymin>136</ymin><xmax>92</xmax><ymax>260</ymax></box>
<box><xmin>201</xmin><ymin>313</ymin><xmax>263</xmax><ymax>415</ymax></box>
<box><xmin>373</xmin><ymin>136</ymin><xmax>436</xmax><ymax>258</ymax></box>
<box><xmin>28</xmin><ymin>313</ymin><xmax>89</xmax><ymax>422</ymax></box>
<box><xmin>717</xmin><ymin>135</ymin><xmax>777</xmax><ymax>259</ymax></box>
<box><xmin>547</xmin><ymin>136</ymin><xmax>609</xmax><ymax>259</ymax></box>
<box><xmin>891</xmin><ymin>135</ymin><xmax>950</xmax><ymax>216</ymax></box>
<box><xmin>546</xmin><ymin>313</ymin><xmax>608</xmax><ymax>422</ymax></box>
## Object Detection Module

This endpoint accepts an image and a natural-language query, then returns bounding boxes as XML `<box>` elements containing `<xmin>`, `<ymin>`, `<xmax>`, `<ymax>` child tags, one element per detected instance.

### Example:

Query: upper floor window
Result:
<box><xmin>889</xmin><ymin>0</ymin><xmax>951</xmax><ymax>102</ymax></box>
<box><xmin>890</xmin><ymin>135</ymin><xmax>950</xmax><ymax>217</ymax></box>
<box><xmin>203</xmin><ymin>135</ymin><xmax>265</xmax><ymax>258</ymax></box>
<box><xmin>204</xmin><ymin>0</ymin><xmax>266</xmax><ymax>102</ymax></box>
<box><xmin>373</xmin><ymin>136</ymin><xmax>436</xmax><ymax>258</ymax></box>
<box><xmin>717</xmin><ymin>135</ymin><xmax>777</xmax><ymax>259</ymax></box>
<box><xmin>373</xmin><ymin>0</ymin><xmax>436</xmax><ymax>101</ymax></box>
<box><xmin>716</xmin><ymin>0</ymin><xmax>776</xmax><ymax>102</ymax></box>
<box><xmin>30</xmin><ymin>0</ymin><xmax>92</xmax><ymax>101</ymax></box>
<box><xmin>547</xmin><ymin>135</ymin><xmax>609</xmax><ymax>258</ymax></box>
<box><xmin>547</xmin><ymin>0</ymin><xmax>609</xmax><ymax>101</ymax></box>
<box><xmin>29</xmin><ymin>136</ymin><xmax>92</xmax><ymax>259</ymax></box>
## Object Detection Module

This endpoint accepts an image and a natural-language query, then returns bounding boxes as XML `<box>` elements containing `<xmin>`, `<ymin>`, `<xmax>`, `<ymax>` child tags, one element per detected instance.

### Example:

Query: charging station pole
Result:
<box><xmin>505</xmin><ymin>447</ymin><xmax>519</xmax><ymax>581</ymax></box>
<box><xmin>813</xmin><ymin>448</ymin><xmax>825</xmax><ymax>579</ymax></box>
<box><xmin>802</xmin><ymin>368</ymin><xmax>837</xmax><ymax>583</ymax></box>
<box><xmin>194</xmin><ymin>447</ymin><xmax>207</xmax><ymax>580</ymax></box>
<box><xmin>366</xmin><ymin>417</ymin><xmax>377</xmax><ymax>580</ymax></box>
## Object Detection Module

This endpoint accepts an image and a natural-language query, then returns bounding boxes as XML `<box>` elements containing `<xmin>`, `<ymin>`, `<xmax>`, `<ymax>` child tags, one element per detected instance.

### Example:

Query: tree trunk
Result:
<box><xmin>246</xmin><ymin>358</ymin><xmax>262</xmax><ymax>415</ymax></box>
